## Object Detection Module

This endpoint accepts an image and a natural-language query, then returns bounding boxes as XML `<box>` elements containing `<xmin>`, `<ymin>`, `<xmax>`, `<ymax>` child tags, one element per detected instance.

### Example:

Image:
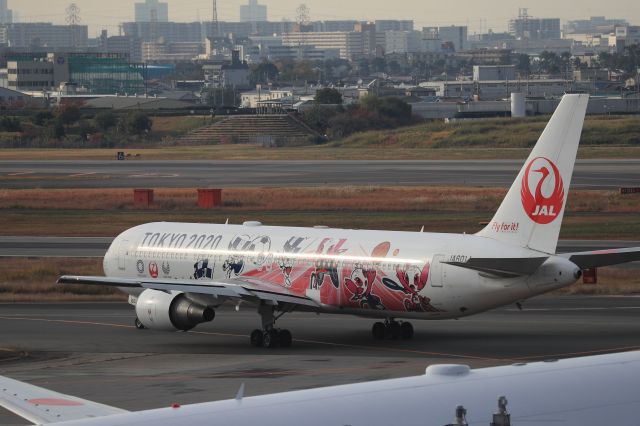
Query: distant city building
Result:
<box><xmin>564</xmin><ymin>16</ymin><xmax>628</xmax><ymax>35</ymax></box>
<box><xmin>103</xmin><ymin>35</ymin><xmax>143</xmax><ymax>63</ymax></box>
<box><xmin>421</xmin><ymin>78</ymin><xmax>569</xmax><ymax>101</ymax></box>
<box><xmin>239</xmin><ymin>0</ymin><xmax>267</xmax><ymax>23</ymax></box>
<box><xmin>122</xmin><ymin>21</ymin><xmax>202</xmax><ymax>43</ymax></box>
<box><xmin>610</xmin><ymin>25</ymin><xmax>640</xmax><ymax>52</ymax></box>
<box><xmin>314</xmin><ymin>21</ymin><xmax>358</xmax><ymax>32</ymax></box>
<box><xmin>385</xmin><ymin>30</ymin><xmax>423</xmax><ymax>54</ymax></box>
<box><xmin>264</xmin><ymin>45</ymin><xmax>339</xmax><ymax>61</ymax></box>
<box><xmin>142</xmin><ymin>41</ymin><xmax>203</xmax><ymax>62</ymax></box>
<box><xmin>437</xmin><ymin>26</ymin><xmax>468</xmax><ymax>51</ymax></box>
<box><xmin>0</xmin><ymin>0</ymin><xmax>12</xmax><ymax>24</ymax></box>
<box><xmin>473</xmin><ymin>65</ymin><xmax>516</xmax><ymax>81</ymax></box>
<box><xmin>375</xmin><ymin>20</ymin><xmax>413</xmax><ymax>32</ymax></box>
<box><xmin>0</xmin><ymin>23</ymin><xmax>88</xmax><ymax>50</ymax></box>
<box><xmin>354</xmin><ymin>22</ymin><xmax>377</xmax><ymax>57</ymax></box>
<box><xmin>1</xmin><ymin>52</ymin><xmax>145</xmax><ymax>94</ymax></box>
<box><xmin>282</xmin><ymin>31</ymin><xmax>365</xmax><ymax>60</ymax></box>
<box><xmin>135</xmin><ymin>0</ymin><xmax>168</xmax><ymax>22</ymax></box>
<box><xmin>203</xmin><ymin>50</ymin><xmax>250</xmax><ymax>89</ymax></box>
<box><xmin>509</xmin><ymin>8</ymin><xmax>561</xmax><ymax>40</ymax></box>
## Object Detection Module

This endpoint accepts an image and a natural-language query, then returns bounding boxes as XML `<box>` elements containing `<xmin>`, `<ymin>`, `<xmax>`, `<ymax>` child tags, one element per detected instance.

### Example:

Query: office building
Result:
<box><xmin>282</xmin><ymin>31</ymin><xmax>364</xmax><ymax>60</ymax></box>
<box><xmin>509</xmin><ymin>8</ymin><xmax>561</xmax><ymax>40</ymax></box>
<box><xmin>438</xmin><ymin>26</ymin><xmax>468</xmax><ymax>51</ymax></box>
<box><xmin>0</xmin><ymin>23</ymin><xmax>88</xmax><ymax>50</ymax></box>
<box><xmin>375</xmin><ymin>20</ymin><xmax>413</xmax><ymax>32</ymax></box>
<box><xmin>564</xmin><ymin>17</ymin><xmax>628</xmax><ymax>35</ymax></box>
<box><xmin>2</xmin><ymin>52</ymin><xmax>145</xmax><ymax>94</ymax></box>
<box><xmin>240</xmin><ymin>0</ymin><xmax>267</xmax><ymax>23</ymax></box>
<box><xmin>0</xmin><ymin>0</ymin><xmax>12</xmax><ymax>24</ymax></box>
<box><xmin>135</xmin><ymin>0</ymin><xmax>168</xmax><ymax>22</ymax></box>
<box><xmin>122</xmin><ymin>21</ymin><xmax>202</xmax><ymax>43</ymax></box>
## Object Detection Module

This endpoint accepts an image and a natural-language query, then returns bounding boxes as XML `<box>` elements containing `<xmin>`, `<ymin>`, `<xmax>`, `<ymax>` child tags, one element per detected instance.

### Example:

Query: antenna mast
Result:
<box><xmin>212</xmin><ymin>0</ymin><xmax>219</xmax><ymax>37</ymax></box>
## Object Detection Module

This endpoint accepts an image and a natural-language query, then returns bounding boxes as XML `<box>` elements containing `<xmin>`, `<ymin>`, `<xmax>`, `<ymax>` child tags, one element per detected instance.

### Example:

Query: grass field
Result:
<box><xmin>0</xmin><ymin>114</ymin><xmax>638</xmax><ymax>160</ymax></box>
<box><xmin>0</xmin><ymin>258</ymin><xmax>123</xmax><ymax>302</ymax></box>
<box><xmin>1</xmin><ymin>145</ymin><xmax>639</xmax><ymax>161</ymax></box>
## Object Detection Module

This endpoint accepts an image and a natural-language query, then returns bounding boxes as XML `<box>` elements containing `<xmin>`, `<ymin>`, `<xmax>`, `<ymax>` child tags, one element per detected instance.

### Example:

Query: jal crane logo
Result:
<box><xmin>521</xmin><ymin>156</ymin><xmax>565</xmax><ymax>224</ymax></box>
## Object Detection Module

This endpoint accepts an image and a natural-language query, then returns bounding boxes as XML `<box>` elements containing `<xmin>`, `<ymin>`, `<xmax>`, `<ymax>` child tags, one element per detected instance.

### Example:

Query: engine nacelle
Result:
<box><xmin>135</xmin><ymin>289</ymin><xmax>215</xmax><ymax>331</ymax></box>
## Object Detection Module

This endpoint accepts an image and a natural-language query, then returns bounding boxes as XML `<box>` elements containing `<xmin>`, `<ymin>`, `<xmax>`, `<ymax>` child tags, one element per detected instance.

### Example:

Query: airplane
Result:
<box><xmin>59</xmin><ymin>94</ymin><xmax>640</xmax><ymax>347</ymax></box>
<box><xmin>1</xmin><ymin>350</ymin><xmax>639</xmax><ymax>425</ymax></box>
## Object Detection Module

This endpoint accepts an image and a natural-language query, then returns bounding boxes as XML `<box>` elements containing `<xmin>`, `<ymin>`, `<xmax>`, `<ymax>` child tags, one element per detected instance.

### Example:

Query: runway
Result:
<box><xmin>1</xmin><ymin>159</ymin><xmax>639</xmax><ymax>189</ymax></box>
<box><xmin>0</xmin><ymin>236</ymin><xmax>637</xmax><ymax>258</ymax></box>
<box><xmin>1</xmin><ymin>298</ymin><xmax>640</xmax><ymax>424</ymax></box>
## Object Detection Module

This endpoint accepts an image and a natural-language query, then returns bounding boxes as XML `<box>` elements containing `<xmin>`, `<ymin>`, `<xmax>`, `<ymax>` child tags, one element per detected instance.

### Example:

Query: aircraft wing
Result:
<box><xmin>0</xmin><ymin>375</ymin><xmax>127</xmax><ymax>425</ymax></box>
<box><xmin>559</xmin><ymin>247</ymin><xmax>640</xmax><ymax>269</ymax></box>
<box><xmin>58</xmin><ymin>275</ymin><xmax>320</xmax><ymax>308</ymax></box>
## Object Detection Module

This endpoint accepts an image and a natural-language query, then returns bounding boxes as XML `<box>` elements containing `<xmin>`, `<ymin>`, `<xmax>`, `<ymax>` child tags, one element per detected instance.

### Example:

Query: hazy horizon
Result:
<box><xmin>8</xmin><ymin>0</ymin><xmax>640</xmax><ymax>37</ymax></box>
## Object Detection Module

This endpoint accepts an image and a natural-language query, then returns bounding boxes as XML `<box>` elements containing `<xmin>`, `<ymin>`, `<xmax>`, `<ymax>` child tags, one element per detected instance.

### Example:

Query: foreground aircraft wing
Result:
<box><xmin>0</xmin><ymin>375</ymin><xmax>127</xmax><ymax>425</ymax></box>
<box><xmin>2</xmin><ymin>352</ymin><xmax>640</xmax><ymax>426</ymax></box>
<box><xmin>559</xmin><ymin>247</ymin><xmax>640</xmax><ymax>269</ymax></box>
<box><xmin>443</xmin><ymin>256</ymin><xmax>549</xmax><ymax>278</ymax></box>
<box><xmin>58</xmin><ymin>275</ymin><xmax>319</xmax><ymax>308</ymax></box>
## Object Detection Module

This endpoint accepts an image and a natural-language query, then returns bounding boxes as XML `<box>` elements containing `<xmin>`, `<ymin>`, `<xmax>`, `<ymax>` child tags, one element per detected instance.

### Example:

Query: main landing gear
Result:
<box><xmin>250</xmin><ymin>304</ymin><xmax>293</xmax><ymax>348</ymax></box>
<box><xmin>372</xmin><ymin>319</ymin><xmax>414</xmax><ymax>340</ymax></box>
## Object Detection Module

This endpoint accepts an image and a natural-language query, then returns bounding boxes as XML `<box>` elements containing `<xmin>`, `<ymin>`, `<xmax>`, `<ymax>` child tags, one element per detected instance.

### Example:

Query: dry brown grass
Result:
<box><xmin>0</xmin><ymin>258</ymin><xmax>125</xmax><ymax>302</ymax></box>
<box><xmin>1</xmin><ymin>145</ymin><xmax>640</xmax><ymax>161</ymax></box>
<box><xmin>1</xmin><ymin>187</ymin><xmax>639</xmax><ymax>214</ymax></box>
<box><xmin>558</xmin><ymin>267</ymin><xmax>640</xmax><ymax>295</ymax></box>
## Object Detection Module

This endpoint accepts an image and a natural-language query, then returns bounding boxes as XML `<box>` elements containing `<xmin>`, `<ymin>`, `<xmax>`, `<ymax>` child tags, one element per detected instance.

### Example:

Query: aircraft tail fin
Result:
<box><xmin>476</xmin><ymin>94</ymin><xmax>589</xmax><ymax>254</ymax></box>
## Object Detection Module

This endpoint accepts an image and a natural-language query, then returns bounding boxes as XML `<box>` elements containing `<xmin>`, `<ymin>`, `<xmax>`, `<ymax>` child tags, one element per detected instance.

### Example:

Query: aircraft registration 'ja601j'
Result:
<box><xmin>59</xmin><ymin>94</ymin><xmax>640</xmax><ymax>347</ymax></box>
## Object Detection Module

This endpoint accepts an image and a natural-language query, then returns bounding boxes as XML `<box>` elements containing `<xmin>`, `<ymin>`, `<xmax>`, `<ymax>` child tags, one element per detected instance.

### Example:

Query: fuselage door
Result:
<box><xmin>430</xmin><ymin>254</ymin><xmax>445</xmax><ymax>287</ymax></box>
<box><xmin>117</xmin><ymin>239</ymin><xmax>129</xmax><ymax>271</ymax></box>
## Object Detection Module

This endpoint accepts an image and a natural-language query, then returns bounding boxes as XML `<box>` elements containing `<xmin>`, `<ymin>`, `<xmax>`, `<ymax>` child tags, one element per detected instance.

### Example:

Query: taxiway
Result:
<box><xmin>1</xmin><ymin>298</ymin><xmax>639</xmax><ymax>424</ymax></box>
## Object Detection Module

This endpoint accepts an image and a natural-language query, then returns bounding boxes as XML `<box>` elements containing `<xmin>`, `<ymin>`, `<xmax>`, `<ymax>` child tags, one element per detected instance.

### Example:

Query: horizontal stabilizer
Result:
<box><xmin>0</xmin><ymin>375</ymin><xmax>127</xmax><ymax>424</ymax></box>
<box><xmin>443</xmin><ymin>257</ymin><xmax>548</xmax><ymax>278</ymax></box>
<box><xmin>560</xmin><ymin>247</ymin><xmax>640</xmax><ymax>269</ymax></box>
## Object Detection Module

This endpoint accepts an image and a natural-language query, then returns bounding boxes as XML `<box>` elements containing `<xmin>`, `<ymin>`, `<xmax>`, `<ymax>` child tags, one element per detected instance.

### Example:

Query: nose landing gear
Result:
<box><xmin>372</xmin><ymin>319</ymin><xmax>414</xmax><ymax>340</ymax></box>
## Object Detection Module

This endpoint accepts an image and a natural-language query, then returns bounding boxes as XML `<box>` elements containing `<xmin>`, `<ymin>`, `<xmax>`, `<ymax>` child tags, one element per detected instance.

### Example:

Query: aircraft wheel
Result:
<box><xmin>400</xmin><ymin>322</ymin><xmax>414</xmax><ymax>340</ymax></box>
<box><xmin>372</xmin><ymin>322</ymin><xmax>385</xmax><ymax>340</ymax></box>
<box><xmin>250</xmin><ymin>329</ymin><xmax>263</xmax><ymax>347</ymax></box>
<box><xmin>134</xmin><ymin>317</ymin><xmax>146</xmax><ymax>330</ymax></box>
<box><xmin>262</xmin><ymin>330</ymin><xmax>278</xmax><ymax>348</ymax></box>
<box><xmin>278</xmin><ymin>329</ymin><xmax>292</xmax><ymax>348</ymax></box>
<box><xmin>389</xmin><ymin>322</ymin><xmax>401</xmax><ymax>340</ymax></box>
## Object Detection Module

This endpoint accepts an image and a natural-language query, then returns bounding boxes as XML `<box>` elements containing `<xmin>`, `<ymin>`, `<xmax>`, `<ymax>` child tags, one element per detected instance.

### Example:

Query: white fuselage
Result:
<box><xmin>103</xmin><ymin>222</ymin><xmax>578</xmax><ymax>320</ymax></box>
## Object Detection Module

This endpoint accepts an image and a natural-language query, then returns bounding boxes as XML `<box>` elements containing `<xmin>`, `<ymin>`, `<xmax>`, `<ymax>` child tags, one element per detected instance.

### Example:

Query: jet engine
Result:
<box><xmin>135</xmin><ymin>289</ymin><xmax>215</xmax><ymax>331</ymax></box>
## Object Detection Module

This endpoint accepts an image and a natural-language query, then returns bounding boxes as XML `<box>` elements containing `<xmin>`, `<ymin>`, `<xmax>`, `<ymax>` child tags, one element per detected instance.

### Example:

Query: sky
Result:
<box><xmin>9</xmin><ymin>0</ymin><xmax>640</xmax><ymax>37</ymax></box>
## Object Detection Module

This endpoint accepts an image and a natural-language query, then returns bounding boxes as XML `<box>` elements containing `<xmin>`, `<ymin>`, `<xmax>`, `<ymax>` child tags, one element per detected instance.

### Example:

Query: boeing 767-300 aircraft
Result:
<box><xmin>59</xmin><ymin>94</ymin><xmax>639</xmax><ymax>347</ymax></box>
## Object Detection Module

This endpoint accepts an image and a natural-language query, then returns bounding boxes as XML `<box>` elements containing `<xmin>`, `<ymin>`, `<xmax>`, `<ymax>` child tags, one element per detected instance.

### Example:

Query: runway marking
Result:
<box><xmin>68</xmin><ymin>172</ymin><xmax>97</xmax><ymax>178</ymax></box>
<box><xmin>506</xmin><ymin>306</ymin><xmax>640</xmax><ymax>312</ymax></box>
<box><xmin>129</xmin><ymin>173</ymin><xmax>179</xmax><ymax>178</ymax></box>
<box><xmin>0</xmin><ymin>316</ymin><xmax>134</xmax><ymax>329</ymax></box>
<box><xmin>6</xmin><ymin>171</ymin><xmax>33</xmax><ymax>176</ymax></box>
